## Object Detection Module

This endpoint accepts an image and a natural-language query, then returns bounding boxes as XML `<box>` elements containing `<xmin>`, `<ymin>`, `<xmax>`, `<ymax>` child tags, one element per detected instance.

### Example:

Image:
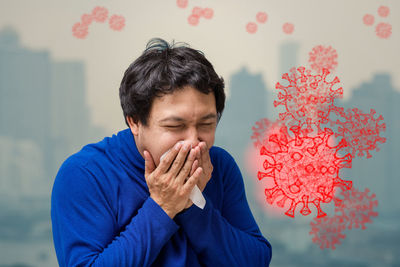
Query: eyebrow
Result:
<box><xmin>158</xmin><ymin>113</ymin><xmax>217</xmax><ymax>123</ymax></box>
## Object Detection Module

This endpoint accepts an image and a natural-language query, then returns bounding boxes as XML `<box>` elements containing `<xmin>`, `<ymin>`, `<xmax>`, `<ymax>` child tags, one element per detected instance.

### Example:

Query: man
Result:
<box><xmin>51</xmin><ymin>38</ymin><xmax>272</xmax><ymax>266</ymax></box>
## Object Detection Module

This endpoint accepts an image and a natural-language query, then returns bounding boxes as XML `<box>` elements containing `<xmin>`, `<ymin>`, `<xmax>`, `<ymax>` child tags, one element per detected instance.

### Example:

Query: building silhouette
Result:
<box><xmin>0</xmin><ymin>26</ymin><xmax>106</xmax><ymax>198</ymax></box>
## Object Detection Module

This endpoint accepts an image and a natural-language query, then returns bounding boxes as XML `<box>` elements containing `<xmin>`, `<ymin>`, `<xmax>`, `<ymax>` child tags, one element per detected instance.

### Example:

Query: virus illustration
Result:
<box><xmin>188</xmin><ymin>14</ymin><xmax>200</xmax><ymax>26</ymax></box>
<box><xmin>283</xmin><ymin>23</ymin><xmax>294</xmax><ymax>34</ymax></box>
<box><xmin>202</xmin><ymin>8</ymin><xmax>214</xmax><ymax>19</ymax></box>
<box><xmin>332</xmin><ymin>107</ymin><xmax>386</xmax><ymax>159</ymax></box>
<box><xmin>187</xmin><ymin>6</ymin><xmax>214</xmax><ymax>26</ymax></box>
<box><xmin>176</xmin><ymin>0</ymin><xmax>188</xmax><ymax>9</ymax></box>
<box><xmin>333</xmin><ymin>187</ymin><xmax>379</xmax><ymax>230</ymax></box>
<box><xmin>92</xmin><ymin>6</ymin><xmax>109</xmax><ymax>23</ymax></box>
<box><xmin>309</xmin><ymin>215</ymin><xmax>347</xmax><ymax>250</ymax></box>
<box><xmin>72</xmin><ymin>22</ymin><xmax>89</xmax><ymax>39</ymax></box>
<box><xmin>308</xmin><ymin>45</ymin><xmax>338</xmax><ymax>73</ymax></box>
<box><xmin>274</xmin><ymin>66</ymin><xmax>343</xmax><ymax>132</ymax></box>
<box><xmin>246</xmin><ymin>22</ymin><xmax>258</xmax><ymax>34</ymax></box>
<box><xmin>109</xmin><ymin>15</ymin><xmax>125</xmax><ymax>31</ymax></box>
<box><xmin>362</xmin><ymin>14</ymin><xmax>374</xmax><ymax>26</ymax></box>
<box><xmin>251</xmin><ymin>118</ymin><xmax>285</xmax><ymax>149</ymax></box>
<box><xmin>377</xmin><ymin>6</ymin><xmax>390</xmax><ymax>18</ymax></box>
<box><xmin>375</xmin><ymin>22</ymin><xmax>392</xmax><ymax>39</ymax></box>
<box><xmin>81</xmin><ymin>14</ymin><xmax>93</xmax><ymax>26</ymax></box>
<box><xmin>257</xmin><ymin>125</ymin><xmax>353</xmax><ymax>218</ymax></box>
<box><xmin>256</xmin><ymin>12</ymin><xmax>268</xmax><ymax>24</ymax></box>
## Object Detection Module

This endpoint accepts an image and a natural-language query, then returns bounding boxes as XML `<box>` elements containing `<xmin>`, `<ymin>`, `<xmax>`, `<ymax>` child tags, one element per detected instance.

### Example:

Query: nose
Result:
<box><xmin>185</xmin><ymin>126</ymin><xmax>201</xmax><ymax>149</ymax></box>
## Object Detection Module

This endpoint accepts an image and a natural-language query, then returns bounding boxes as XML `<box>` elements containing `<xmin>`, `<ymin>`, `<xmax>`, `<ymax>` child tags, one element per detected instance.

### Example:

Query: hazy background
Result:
<box><xmin>0</xmin><ymin>0</ymin><xmax>399</xmax><ymax>266</ymax></box>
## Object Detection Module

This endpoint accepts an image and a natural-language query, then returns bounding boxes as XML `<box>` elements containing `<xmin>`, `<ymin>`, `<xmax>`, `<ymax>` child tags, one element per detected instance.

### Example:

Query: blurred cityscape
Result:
<box><xmin>0</xmin><ymin>27</ymin><xmax>399</xmax><ymax>266</ymax></box>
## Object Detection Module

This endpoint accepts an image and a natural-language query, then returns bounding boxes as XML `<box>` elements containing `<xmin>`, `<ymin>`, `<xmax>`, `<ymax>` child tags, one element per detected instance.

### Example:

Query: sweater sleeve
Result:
<box><xmin>51</xmin><ymin>159</ymin><xmax>179</xmax><ymax>267</ymax></box>
<box><xmin>174</xmin><ymin>151</ymin><xmax>272</xmax><ymax>266</ymax></box>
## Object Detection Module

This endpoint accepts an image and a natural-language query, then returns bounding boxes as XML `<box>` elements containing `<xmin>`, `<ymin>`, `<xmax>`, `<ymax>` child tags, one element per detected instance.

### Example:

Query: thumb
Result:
<box><xmin>144</xmin><ymin>150</ymin><xmax>156</xmax><ymax>177</ymax></box>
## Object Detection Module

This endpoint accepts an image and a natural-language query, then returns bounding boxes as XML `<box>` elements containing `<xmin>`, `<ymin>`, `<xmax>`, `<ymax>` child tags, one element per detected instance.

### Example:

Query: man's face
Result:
<box><xmin>128</xmin><ymin>85</ymin><xmax>217</xmax><ymax>166</ymax></box>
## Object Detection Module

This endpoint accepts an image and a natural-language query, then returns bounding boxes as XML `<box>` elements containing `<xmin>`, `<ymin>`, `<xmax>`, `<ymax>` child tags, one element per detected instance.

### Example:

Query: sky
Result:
<box><xmin>1</xmin><ymin>0</ymin><xmax>399</xmax><ymax>133</ymax></box>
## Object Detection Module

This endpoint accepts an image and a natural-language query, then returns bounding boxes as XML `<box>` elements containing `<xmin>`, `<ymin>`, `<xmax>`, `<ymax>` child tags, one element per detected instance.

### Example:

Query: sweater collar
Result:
<box><xmin>115</xmin><ymin>128</ymin><xmax>145</xmax><ymax>175</ymax></box>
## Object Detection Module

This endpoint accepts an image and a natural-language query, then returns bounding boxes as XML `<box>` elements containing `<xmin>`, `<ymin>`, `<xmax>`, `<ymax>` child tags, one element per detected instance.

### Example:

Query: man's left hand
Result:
<box><xmin>190</xmin><ymin>141</ymin><xmax>213</xmax><ymax>192</ymax></box>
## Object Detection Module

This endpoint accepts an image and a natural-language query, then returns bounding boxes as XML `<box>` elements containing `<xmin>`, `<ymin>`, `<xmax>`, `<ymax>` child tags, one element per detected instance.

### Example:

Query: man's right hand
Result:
<box><xmin>143</xmin><ymin>141</ymin><xmax>203</xmax><ymax>219</ymax></box>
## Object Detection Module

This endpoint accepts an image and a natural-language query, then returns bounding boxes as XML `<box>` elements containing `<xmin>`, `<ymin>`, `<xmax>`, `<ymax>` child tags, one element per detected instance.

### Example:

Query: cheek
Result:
<box><xmin>153</xmin><ymin>133</ymin><xmax>184</xmax><ymax>165</ymax></box>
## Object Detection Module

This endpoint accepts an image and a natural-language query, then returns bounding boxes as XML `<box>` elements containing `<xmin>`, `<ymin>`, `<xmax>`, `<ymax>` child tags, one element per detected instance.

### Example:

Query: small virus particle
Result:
<box><xmin>274</xmin><ymin>66</ymin><xmax>343</xmax><ymax>132</ymax></box>
<box><xmin>92</xmin><ymin>6</ymin><xmax>108</xmax><ymax>23</ymax></box>
<box><xmin>283</xmin><ymin>23</ymin><xmax>294</xmax><ymax>34</ymax></box>
<box><xmin>81</xmin><ymin>14</ymin><xmax>93</xmax><ymax>26</ymax></box>
<box><xmin>109</xmin><ymin>15</ymin><xmax>125</xmax><ymax>31</ymax></box>
<box><xmin>72</xmin><ymin>22</ymin><xmax>89</xmax><ymax>39</ymax></box>
<box><xmin>362</xmin><ymin>14</ymin><xmax>374</xmax><ymax>26</ymax></box>
<box><xmin>309</xmin><ymin>215</ymin><xmax>347</xmax><ymax>250</ymax></box>
<box><xmin>176</xmin><ymin>0</ymin><xmax>188</xmax><ymax>9</ymax></box>
<box><xmin>377</xmin><ymin>6</ymin><xmax>390</xmax><ymax>18</ymax></box>
<box><xmin>246</xmin><ymin>22</ymin><xmax>258</xmax><ymax>34</ymax></box>
<box><xmin>188</xmin><ymin>14</ymin><xmax>200</xmax><ymax>26</ymax></box>
<box><xmin>332</xmin><ymin>107</ymin><xmax>386</xmax><ymax>159</ymax></box>
<box><xmin>333</xmin><ymin>187</ymin><xmax>379</xmax><ymax>230</ymax></box>
<box><xmin>308</xmin><ymin>45</ymin><xmax>338</xmax><ymax>73</ymax></box>
<box><xmin>192</xmin><ymin>6</ymin><xmax>203</xmax><ymax>17</ymax></box>
<box><xmin>257</xmin><ymin>125</ymin><xmax>353</xmax><ymax>218</ymax></box>
<box><xmin>375</xmin><ymin>22</ymin><xmax>392</xmax><ymax>39</ymax></box>
<box><xmin>256</xmin><ymin>12</ymin><xmax>268</xmax><ymax>24</ymax></box>
<box><xmin>202</xmin><ymin>8</ymin><xmax>214</xmax><ymax>19</ymax></box>
<box><xmin>251</xmin><ymin>118</ymin><xmax>286</xmax><ymax>149</ymax></box>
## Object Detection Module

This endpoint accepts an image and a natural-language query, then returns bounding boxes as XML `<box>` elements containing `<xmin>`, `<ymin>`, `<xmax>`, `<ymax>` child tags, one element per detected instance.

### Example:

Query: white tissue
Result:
<box><xmin>160</xmin><ymin>143</ymin><xmax>206</xmax><ymax>209</ymax></box>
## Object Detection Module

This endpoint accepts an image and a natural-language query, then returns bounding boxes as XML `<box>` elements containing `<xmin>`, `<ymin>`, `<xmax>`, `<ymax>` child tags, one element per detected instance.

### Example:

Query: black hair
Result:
<box><xmin>119</xmin><ymin>38</ymin><xmax>225</xmax><ymax>127</ymax></box>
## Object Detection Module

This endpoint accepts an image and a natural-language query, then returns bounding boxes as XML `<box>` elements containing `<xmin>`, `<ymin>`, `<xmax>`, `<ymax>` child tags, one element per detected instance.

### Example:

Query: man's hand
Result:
<box><xmin>190</xmin><ymin>142</ymin><xmax>213</xmax><ymax>192</ymax></box>
<box><xmin>144</xmin><ymin>142</ymin><xmax>203</xmax><ymax>219</ymax></box>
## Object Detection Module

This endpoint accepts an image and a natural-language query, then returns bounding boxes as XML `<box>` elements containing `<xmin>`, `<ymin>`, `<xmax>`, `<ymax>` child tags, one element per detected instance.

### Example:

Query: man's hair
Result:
<box><xmin>119</xmin><ymin>38</ymin><xmax>226</xmax><ymax>127</ymax></box>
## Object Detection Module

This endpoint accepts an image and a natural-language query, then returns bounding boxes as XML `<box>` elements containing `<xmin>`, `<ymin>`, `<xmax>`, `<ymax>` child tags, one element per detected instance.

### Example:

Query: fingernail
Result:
<box><xmin>175</xmin><ymin>142</ymin><xmax>183</xmax><ymax>150</ymax></box>
<box><xmin>183</xmin><ymin>142</ymin><xmax>190</xmax><ymax>151</ymax></box>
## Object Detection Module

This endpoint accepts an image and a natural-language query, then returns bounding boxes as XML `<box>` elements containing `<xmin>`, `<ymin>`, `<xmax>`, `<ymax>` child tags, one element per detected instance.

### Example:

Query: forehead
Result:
<box><xmin>149</xmin><ymin>86</ymin><xmax>216</xmax><ymax>123</ymax></box>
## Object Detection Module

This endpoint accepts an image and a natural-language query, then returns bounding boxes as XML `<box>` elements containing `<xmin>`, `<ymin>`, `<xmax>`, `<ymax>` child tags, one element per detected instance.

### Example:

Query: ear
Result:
<box><xmin>126</xmin><ymin>116</ymin><xmax>140</xmax><ymax>136</ymax></box>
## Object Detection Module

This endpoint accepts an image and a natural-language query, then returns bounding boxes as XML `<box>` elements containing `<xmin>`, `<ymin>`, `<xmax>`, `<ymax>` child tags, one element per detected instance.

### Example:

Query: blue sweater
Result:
<box><xmin>51</xmin><ymin>128</ymin><xmax>272</xmax><ymax>266</ymax></box>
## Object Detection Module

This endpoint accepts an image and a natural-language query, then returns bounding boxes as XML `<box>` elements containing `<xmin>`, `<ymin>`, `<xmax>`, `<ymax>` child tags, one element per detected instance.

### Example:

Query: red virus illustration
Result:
<box><xmin>109</xmin><ymin>15</ymin><xmax>125</xmax><ymax>31</ymax></box>
<box><xmin>176</xmin><ymin>0</ymin><xmax>188</xmax><ymax>9</ymax></box>
<box><xmin>72</xmin><ymin>22</ymin><xmax>89</xmax><ymax>39</ymax></box>
<box><xmin>377</xmin><ymin>6</ymin><xmax>390</xmax><ymax>18</ymax></box>
<box><xmin>256</xmin><ymin>12</ymin><xmax>268</xmax><ymax>24</ymax></box>
<box><xmin>333</xmin><ymin>187</ymin><xmax>379</xmax><ymax>230</ymax></box>
<box><xmin>251</xmin><ymin>118</ymin><xmax>285</xmax><ymax>149</ymax></box>
<box><xmin>257</xmin><ymin>125</ymin><xmax>353</xmax><ymax>218</ymax></box>
<box><xmin>362</xmin><ymin>14</ymin><xmax>374</xmax><ymax>26</ymax></box>
<box><xmin>202</xmin><ymin>8</ymin><xmax>214</xmax><ymax>19</ymax></box>
<box><xmin>246</xmin><ymin>22</ymin><xmax>258</xmax><ymax>34</ymax></box>
<box><xmin>246</xmin><ymin>11</ymin><xmax>267</xmax><ymax>34</ymax></box>
<box><xmin>308</xmin><ymin>45</ymin><xmax>338</xmax><ymax>73</ymax></box>
<box><xmin>283</xmin><ymin>23</ymin><xmax>294</xmax><ymax>34</ymax></box>
<box><xmin>188</xmin><ymin>14</ymin><xmax>200</xmax><ymax>26</ymax></box>
<box><xmin>375</xmin><ymin>22</ymin><xmax>392</xmax><ymax>39</ymax></box>
<box><xmin>309</xmin><ymin>215</ymin><xmax>346</xmax><ymax>250</ymax></box>
<box><xmin>72</xmin><ymin>7</ymin><xmax>125</xmax><ymax>39</ymax></box>
<box><xmin>81</xmin><ymin>14</ymin><xmax>93</xmax><ymax>26</ymax></box>
<box><xmin>92</xmin><ymin>6</ymin><xmax>109</xmax><ymax>23</ymax></box>
<box><xmin>187</xmin><ymin>6</ymin><xmax>214</xmax><ymax>26</ymax></box>
<box><xmin>274</xmin><ymin>66</ymin><xmax>343</xmax><ymax>132</ymax></box>
<box><xmin>192</xmin><ymin>6</ymin><xmax>203</xmax><ymax>17</ymax></box>
<box><xmin>332</xmin><ymin>107</ymin><xmax>386</xmax><ymax>159</ymax></box>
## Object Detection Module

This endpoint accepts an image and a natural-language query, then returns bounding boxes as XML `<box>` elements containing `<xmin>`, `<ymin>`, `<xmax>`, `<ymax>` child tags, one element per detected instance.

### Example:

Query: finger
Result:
<box><xmin>200</xmin><ymin>142</ymin><xmax>209</xmax><ymax>162</ymax></box>
<box><xmin>175</xmin><ymin>148</ymin><xmax>197</xmax><ymax>185</ymax></box>
<box><xmin>158</xmin><ymin>141</ymin><xmax>183</xmax><ymax>174</ymax></box>
<box><xmin>168</xmin><ymin>142</ymin><xmax>191</xmax><ymax>177</ymax></box>
<box><xmin>144</xmin><ymin>150</ymin><xmax>156</xmax><ymax>178</ymax></box>
<box><xmin>190</xmin><ymin>159</ymin><xmax>199</xmax><ymax>176</ymax></box>
<box><xmin>183</xmin><ymin>167</ymin><xmax>202</xmax><ymax>193</ymax></box>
